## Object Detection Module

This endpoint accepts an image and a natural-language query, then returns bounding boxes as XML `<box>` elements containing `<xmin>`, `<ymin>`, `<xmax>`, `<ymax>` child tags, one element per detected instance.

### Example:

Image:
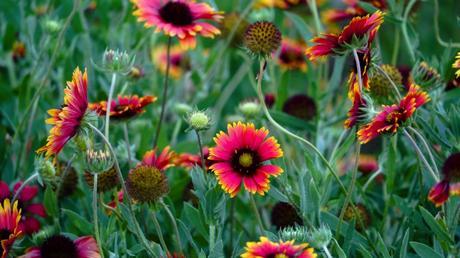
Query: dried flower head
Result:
<box><xmin>244</xmin><ymin>21</ymin><xmax>282</xmax><ymax>59</ymax></box>
<box><xmin>369</xmin><ymin>64</ymin><xmax>402</xmax><ymax>104</ymax></box>
<box><xmin>126</xmin><ymin>165</ymin><xmax>169</xmax><ymax>203</ymax></box>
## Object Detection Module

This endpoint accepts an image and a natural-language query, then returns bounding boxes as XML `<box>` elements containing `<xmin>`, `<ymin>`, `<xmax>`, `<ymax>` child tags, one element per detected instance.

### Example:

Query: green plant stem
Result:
<box><xmin>362</xmin><ymin>168</ymin><xmax>382</xmax><ymax>192</ymax></box>
<box><xmin>92</xmin><ymin>174</ymin><xmax>104</xmax><ymax>258</ymax></box>
<box><xmin>408</xmin><ymin>126</ymin><xmax>438</xmax><ymax>174</ymax></box>
<box><xmin>254</xmin><ymin>60</ymin><xmax>351</xmax><ymax>201</ymax></box>
<box><xmin>307</xmin><ymin>0</ymin><xmax>323</xmax><ymax>34</ymax></box>
<box><xmin>328</xmin><ymin>130</ymin><xmax>349</xmax><ymax>162</ymax></box>
<box><xmin>105</xmin><ymin>73</ymin><xmax>117</xmax><ymax>139</ymax></box>
<box><xmin>151</xmin><ymin>209</ymin><xmax>169</xmax><ymax>254</ymax></box>
<box><xmin>170</xmin><ymin>120</ymin><xmax>182</xmax><ymax>146</ymax></box>
<box><xmin>209</xmin><ymin>223</ymin><xmax>216</xmax><ymax>254</ymax></box>
<box><xmin>373</xmin><ymin>63</ymin><xmax>402</xmax><ymax>100</ymax></box>
<box><xmin>153</xmin><ymin>36</ymin><xmax>172</xmax><ymax>148</ymax></box>
<box><xmin>12</xmin><ymin>172</ymin><xmax>39</xmax><ymax>203</ymax></box>
<box><xmin>433</xmin><ymin>0</ymin><xmax>460</xmax><ymax>48</ymax></box>
<box><xmin>87</xmin><ymin>123</ymin><xmax>157</xmax><ymax>256</ymax></box>
<box><xmin>249</xmin><ymin>194</ymin><xmax>265</xmax><ymax>233</ymax></box>
<box><xmin>391</xmin><ymin>27</ymin><xmax>401</xmax><ymax>66</ymax></box>
<box><xmin>13</xmin><ymin>0</ymin><xmax>80</xmax><ymax>177</ymax></box>
<box><xmin>194</xmin><ymin>130</ymin><xmax>207</xmax><ymax>174</ymax></box>
<box><xmin>123</xmin><ymin>123</ymin><xmax>132</xmax><ymax>168</ymax></box>
<box><xmin>403</xmin><ymin>128</ymin><xmax>439</xmax><ymax>181</ymax></box>
<box><xmin>402</xmin><ymin>0</ymin><xmax>417</xmax><ymax>63</ymax></box>
<box><xmin>229</xmin><ymin>199</ymin><xmax>235</xmax><ymax>253</ymax></box>
<box><xmin>337</xmin><ymin>142</ymin><xmax>361</xmax><ymax>236</ymax></box>
<box><xmin>352</xmin><ymin>49</ymin><xmax>364</xmax><ymax>93</ymax></box>
<box><xmin>323</xmin><ymin>246</ymin><xmax>333</xmax><ymax>258</ymax></box>
<box><xmin>160</xmin><ymin>201</ymin><xmax>183</xmax><ymax>250</ymax></box>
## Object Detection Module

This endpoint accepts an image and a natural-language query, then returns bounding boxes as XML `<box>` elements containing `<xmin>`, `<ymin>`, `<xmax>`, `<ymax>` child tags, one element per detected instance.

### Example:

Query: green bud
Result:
<box><xmin>86</xmin><ymin>149</ymin><xmax>114</xmax><ymax>175</ymax></box>
<box><xmin>239</xmin><ymin>101</ymin><xmax>261</xmax><ymax>118</ymax></box>
<box><xmin>35</xmin><ymin>157</ymin><xmax>57</xmax><ymax>186</ymax></box>
<box><xmin>44</xmin><ymin>19</ymin><xmax>62</xmax><ymax>34</ymax></box>
<box><xmin>308</xmin><ymin>225</ymin><xmax>332</xmax><ymax>249</ymax></box>
<box><xmin>102</xmin><ymin>49</ymin><xmax>135</xmax><ymax>73</ymax></box>
<box><xmin>278</xmin><ymin>226</ymin><xmax>309</xmax><ymax>243</ymax></box>
<box><xmin>186</xmin><ymin>110</ymin><xmax>211</xmax><ymax>131</ymax></box>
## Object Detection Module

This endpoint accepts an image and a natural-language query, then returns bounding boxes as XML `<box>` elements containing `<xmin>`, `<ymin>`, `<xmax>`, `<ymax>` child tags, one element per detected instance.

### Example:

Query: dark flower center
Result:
<box><xmin>0</xmin><ymin>229</ymin><xmax>11</xmax><ymax>252</ymax></box>
<box><xmin>231</xmin><ymin>148</ymin><xmax>260</xmax><ymax>176</ymax></box>
<box><xmin>279</xmin><ymin>49</ymin><xmax>303</xmax><ymax>64</ymax></box>
<box><xmin>159</xmin><ymin>2</ymin><xmax>194</xmax><ymax>26</ymax></box>
<box><xmin>266</xmin><ymin>253</ymin><xmax>291</xmax><ymax>258</ymax></box>
<box><xmin>40</xmin><ymin>235</ymin><xmax>78</xmax><ymax>258</ymax></box>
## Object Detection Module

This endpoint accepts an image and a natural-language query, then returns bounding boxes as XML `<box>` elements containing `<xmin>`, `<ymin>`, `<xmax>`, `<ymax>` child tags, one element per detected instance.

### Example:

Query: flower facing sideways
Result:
<box><xmin>241</xmin><ymin>237</ymin><xmax>317</xmax><ymax>258</ymax></box>
<box><xmin>89</xmin><ymin>95</ymin><xmax>156</xmax><ymax>120</ymax></box>
<box><xmin>132</xmin><ymin>0</ymin><xmax>223</xmax><ymax>49</ymax></box>
<box><xmin>209</xmin><ymin>122</ymin><xmax>283</xmax><ymax>197</ymax></box>
<box><xmin>428</xmin><ymin>153</ymin><xmax>460</xmax><ymax>207</ymax></box>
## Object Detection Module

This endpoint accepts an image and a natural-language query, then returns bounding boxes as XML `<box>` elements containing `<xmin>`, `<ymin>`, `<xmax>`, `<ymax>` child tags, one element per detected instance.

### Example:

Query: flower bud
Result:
<box><xmin>43</xmin><ymin>19</ymin><xmax>62</xmax><ymax>34</ymax></box>
<box><xmin>239</xmin><ymin>100</ymin><xmax>261</xmax><ymax>119</ymax></box>
<box><xmin>126</xmin><ymin>165</ymin><xmax>169</xmax><ymax>203</ymax></box>
<box><xmin>86</xmin><ymin>149</ymin><xmax>114</xmax><ymax>175</ymax></box>
<box><xmin>186</xmin><ymin>110</ymin><xmax>211</xmax><ymax>131</ymax></box>
<box><xmin>35</xmin><ymin>157</ymin><xmax>57</xmax><ymax>186</ymax></box>
<box><xmin>102</xmin><ymin>49</ymin><xmax>134</xmax><ymax>73</ymax></box>
<box><xmin>278</xmin><ymin>226</ymin><xmax>309</xmax><ymax>243</ymax></box>
<box><xmin>308</xmin><ymin>225</ymin><xmax>332</xmax><ymax>249</ymax></box>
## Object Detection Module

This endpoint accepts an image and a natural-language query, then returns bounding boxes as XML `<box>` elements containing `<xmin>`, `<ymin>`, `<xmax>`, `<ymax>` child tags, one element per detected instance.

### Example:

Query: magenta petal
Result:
<box><xmin>0</xmin><ymin>181</ymin><xmax>10</xmax><ymax>199</ymax></box>
<box><xmin>21</xmin><ymin>247</ymin><xmax>42</xmax><ymax>258</ymax></box>
<box><xmin>14</xmin><ymin>182</ymin><xmax>38</xmax><ymax>202</ymax></box>
<box><xmin>22</xmin><ymin>217</ymin><xmax>41</xmax><ymax>234</ymax></box>
<box><xmin>75</xmin><ymin>236</ymin><xmax>101</xmax><ymax>258</ymax></box>
<box><xmin>27</xmin><ymin>203</ymin><xmax>47</xmax><ymax>217</ymax></box>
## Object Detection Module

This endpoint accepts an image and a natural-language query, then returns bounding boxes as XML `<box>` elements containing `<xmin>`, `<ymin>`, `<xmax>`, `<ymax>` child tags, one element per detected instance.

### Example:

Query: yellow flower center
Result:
<box><xmin>238</xmin><ymin>153</ymin><xmax>253</xmax><ymax>168</ymax></box>
<box><xmin>274</xmin><ymin>254</ymin><xmax>289</xmax><ymax>258</ymax></box>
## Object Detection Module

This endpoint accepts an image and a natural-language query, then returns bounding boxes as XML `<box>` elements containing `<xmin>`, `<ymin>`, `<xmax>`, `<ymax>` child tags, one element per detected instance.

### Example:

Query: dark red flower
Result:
<box><xmin>0</xmin><ymin>181</ymin><xmax>46</xmax><ymax>235</ymax></box>
<box><xmin>428</xmin><ymin>153</ymin><xmax>460</xmax><ymax>207</ymax></box>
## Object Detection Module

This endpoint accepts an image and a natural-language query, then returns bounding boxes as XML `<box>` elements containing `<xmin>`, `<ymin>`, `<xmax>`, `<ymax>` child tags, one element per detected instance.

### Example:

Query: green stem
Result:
<box><xmin>372</xmin><ymin>63</ymin><xmax>402</xmax><ymax>100</ymax></box>
<box><xmin>403</xmin><ymin>128</ymin><xmax>439</xmax><ymax>181</ymax></box>
<box><xmin>401</xmin><ymin>0</ymin><xmax>417</xmax><ymax>63</ymax></box>
<box><xmin>194</xmin><ymin>130</ymin><xmax>207</xmax><ymax>174</ymax></box>
<box><xmin>307</xmin><ymin>0</ymin><xmax>323</xmax><ymax>34</ymax></box>
<box><xmin>123</xmin><ymin>123</ymin><xmax>132</xmax><ymax>168</ymax></box>
<box><xmin>249</xmin><ymin>194</ymin><xmax>265</xmax><ymax>233</ymax></box>
<box><xmin>92</xmin><ymin>174</ymin><xmax>104</xmax><ymax>258</ymax></box>
<box><xmin>433</xmin><ymin>0</ymin><xmax>460</xmax><ymax>48</ymax></box>
<box><xmin>87</xmin><ymin>123</ymin><xmax>157</xmax><ymax>256</ymax></box>
<box><xmin>352</xmin><ymin>49</ymin><xmax>364</xmax><ymax>93</ymax></box>
<box><xmin>12</xmin><ymin>172</ymin><xmax>39</xmax><ymax>203</ymax></box>
<box><xmin>105</xmin><ymin>73</ymin><xmax>117</xmax><ymax>139</ymax></box>
<box><xmin>408</xmin><ymin>126</ymin><xmax>439</xmax><ymax>174</ymax></box>
<box><xmin>153</xmin><ymin>36</ymin><xmax>172</xmax><ymax>148</ymax></box>
<box><xmin>151</xmin><ymin>209</ymin><xmax>169</xmax><ymax>255</ymax></box>
<box><xmin>391</xmin><ymin>27</ymin><xmax>401</xmax><ymax>66</ymax></box>
<box><xmin>160</xmin><ymin>201</ymin><xmax>183</xmax><ymax>250</ymax></box>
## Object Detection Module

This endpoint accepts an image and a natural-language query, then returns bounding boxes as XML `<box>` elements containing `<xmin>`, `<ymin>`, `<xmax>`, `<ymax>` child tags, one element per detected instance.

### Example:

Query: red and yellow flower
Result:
<box><xmin>37</xmin><ymin>67</ymin><xmax>88</xmax><ymax>157</ymax></box>
<box><xmin>142</xmin><ymin>146</ymin><xmax>175</xmax><ymax>171</ymax></box>
<box><xmin>152</xmin><ymin>44</ymin><xmax>190</xmax><ymax>79</ymax></box>
<box><xmin>255</xmin><ymin>0</ymin><xmax>306</xmax><ymax>9</ymax></box>
<box><xmin>276</xmin><ymin>38</ymin><xmax>307</xmax><ymax>71</ymax></box>
<box><xmin>306</xmin><ymin>10</ymin><xmax>384</xmax><ymax>60</ymax></box>
<box><xmin>89</xmin><ymin>95</ymin><xmax>156</xmax><ymax>120</ymax></box>
<box><xmin>344</xmin><ymin>83</ymin><xmax>367</xmax><ymax>128</ymax></box>
<box><xmin>357</xmin><ymin>84</ymin><xmax>430</xmax><ymax>144</ymax></box>
<box><xmin>20</xmin><ymin>234</ymin><xmax>100</xmax><ymax>258</ymax></box>
<box><xmin>0</xmin><ymin>181</ymin><xmax>46</xmax><ymax>235</ymax></box>
<box><xmin>452</xmin><ymin>52</ymin><xmax>460</xmax><ymax>78</ymax></box>
<box><xmin>209</xmin><ymin>122</ymin><xmax>283</xmax><ymax>197</ymax></box>
<box><xmin>323</xmin><ymin>0</ymin><xmax>387</xmax><ymax>25</ymax></box>
<box><xmin>0</xmin><ymin>199</ymin><xmax>22</xmax><ymax>258</ymax></box>
<box><xmin>428</xmin><ymin>153</ymin><xmax>460</xmax><ymax>207</ymax></box>
<box><xmin>132</xmin><ymin>0</ymin><xmax>223</xmax><ymax>49</ymax></box>
<box><xmin>241</xmin><ymin>237</ymin><xmax>317</xmax><ymax>258</ymax></box>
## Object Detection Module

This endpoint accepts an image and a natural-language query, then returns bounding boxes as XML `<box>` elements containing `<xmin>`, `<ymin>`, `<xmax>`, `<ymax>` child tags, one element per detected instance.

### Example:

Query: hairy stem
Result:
<box><xmin>92</xmin><ymin>174</ymin><xmax>104</xmax><ymax>258</ymax></box>
<box><xmin>195</xmin><ymin>130</ymin><xmax>207</xmax><ymax>174</ymax></box>
<box><xmin>401</xmin><ymin>0</ymin><xmax>417</xmax><ymax>63</ymax></box>
<box><xmin>151</xmin><ymin>209</ymin><xmax>169</xmax><ymax>255</ymax></box>
<box><xmin>249</xmin><ymin>194</ymin><xmax>265</xmax><ymax>233</ymax></box>
<box><xmin>403</xmin><ymin>129</ymin><xmax>439</xmax><ymax>181</ymax></box>
<box><xmin>123</xmin><ymin>123</ymin><xmax>132</xmax><ymax>168</ymax></box>
<box><xmin>408</xmin><ymin>126</ymin><xmax>438</xmax><ymax>175</ymax></box>
<box><xmin>12</xmin><ymin>172</ymin><xmax>39</xmax><ymax>203</ymax></box>
<box><xmin>161</xmin><ymin>201</ymin><xmax>183</xmax><ymax>250</ymax></box>
<box><xmin>105</xmin><ymin>73</ymin><xmax>117</xmax><ymax>139</ymax></box>
<box><xmin>352</xmin><ymin>49</ymin><xmax>364</xmax><ymax>93</ymax></box>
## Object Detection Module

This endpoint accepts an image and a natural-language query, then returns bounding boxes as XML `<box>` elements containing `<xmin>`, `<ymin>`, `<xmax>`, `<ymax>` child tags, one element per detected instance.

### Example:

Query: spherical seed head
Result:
<box><xmin>126</xmin><ymin>165</ymin><xmax>169</xmax><ymax>203</ymax></box>
<box><xmin>84</xmin><ymin>166</ymin><xmax>119</xmax><ymax>193</ymax></box>
<box><xmin>238</xmin><ymin>101</ymin><xmax>261</xmax><ymax>118</ymax></box>
<box><xmin>244</xmin><ymin>21</ymin><xmax>282</xmax><ymax>59</ymax></box>
<box><xmin>369</xmin><ymin>64</ymin><xmax>403</xmax><ymax>104</ymax></box>
<box><xmin>187</xmin><ymin>110</ymin><xmax>211</xmax><ymax>131</ymax></box>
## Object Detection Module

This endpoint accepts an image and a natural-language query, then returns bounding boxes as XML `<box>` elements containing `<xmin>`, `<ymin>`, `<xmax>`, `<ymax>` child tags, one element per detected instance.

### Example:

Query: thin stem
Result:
<box><xmin>194</xmin><ymin>130</ymin><xmax>207</xmax><ymax>173</ymax></box>
<box><xmin>254</xmin><ymin>60</ymin><xmax>350</xmax><ymax>200</ymax></box>
<box><xmin>87</xmin><ymin>123</ymin><xmax>157</xmax><ymax>256</ymax></box>
<box><xmin>105</xmin><ymin>73</ymin><xmax>117</xmax><ymax>139</ymax></box>
<box><xmin>403</xmin><ymin>129</ymin><xmax>439</xmax><ymax>181</ymax></box>
<box><xmin>391</xmin><ymin>27</ymin><xmax>401</xmax><ymax>66</ymax></box>
<box><xmin>408</xmin><ymin>126</ymin><xmax>438</xmax><ymax>174</ymax></box>
<box><xmin>328</xmin><ymin>130</ymin><xmax>349</xmax><ymax>162</ymax></box>
<box><xmin>362</xmin><ymin>168</ymin><xmax>383</xmax><ymax>192</ymax></box>
<box><xmin>151</xmin><ymin>209</ymin><xmax>169</xmax><ymax>255</ymax></box>
<box><xmin>401</xmin><ymin>0</ymin><xmax>417</xmax><ymax>63</ymax></box>
<box><xmin>92</xmin><ymin>174</ymin><xmax>104</xmax><ymax>258</ymax></box>
<box><xmin>307</xmin><ymin>0</ymin><xmax>323</xmax><ymax>34</ymax></box>
<box><xmin>337</xmin><ymin>142</ymin><xmax>361</xmax><ymax>236</ymax></box>
<box><xmin>170</xmin><ymin>119</ymin><xmax>182</xmax><ymax>146</ymax></box>
<box><xmin>249</xmin><ymin>194</ymin><xmax>265</xmax><ymax>233</ymax></box>
<box><xmin>323</xmin><ymin>246</ymin><xmax>333</xmax><ymax>258</ymax></box>
<box><xmin>373</xmin><ymin>63</ymin><xmax>402</xmax><ymax>100</ymax></box>
<box><xmin>153</xmin><ymin>36</ymin><xmax>172</xmax><ymax>148</ymax></box>
<box><xmin>12</xmin><ymin>173</ymin><xmax>39</xmax><ymax>203</ymax></box>
<box><xmin>433</xmin><ymin>0</ymin><xmax>460</xmax><ymax>48</ymax></box>
<box><xmin>209</xmin><ymin>224</ymin><xmax>216</xmax><ymax>254</ymax></box>
<box><xmin>352</xmin><ymin>49</ymin><xmax>364</xmax><ymax>93</ymax></box>
<box><xmin>160</xmin><ymin>201</ymin><xmax>183</xmax><ymax>250</ymax></box>
<box><xmin>229</xmin><ymin>199</ymin><xmax>235</xmax><ymax>253</ymax></box>
<box><xmin>123</xmin><ymin>123</ymin><xmax>132</xmax><ymax>168</ymax></box>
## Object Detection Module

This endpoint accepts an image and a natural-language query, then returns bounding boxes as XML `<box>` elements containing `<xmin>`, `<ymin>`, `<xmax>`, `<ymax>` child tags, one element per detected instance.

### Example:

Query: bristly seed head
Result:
<box><xmin>126</xmin><ymin>165</ymin><xmax>169</xmax><ymax>203</ymax></box>
<box><xmin>244</xmin><ymin>21</ymin><xmax>282</xmax><ymax>59</ymax></box>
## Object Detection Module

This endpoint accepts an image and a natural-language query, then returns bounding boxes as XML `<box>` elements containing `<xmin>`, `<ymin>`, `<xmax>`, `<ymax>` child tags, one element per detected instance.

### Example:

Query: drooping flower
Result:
<box><xmin>0</xmin><ymin>181</ymin><xmax>46</xmax><ymax>235</ymax></box>
<box><xmin>282</xmin><ymin>94</ymin><xmax>317</xmax><ymax>121</ymax></box>
<box><xmin>271</xmin><ymin>202</ymin><xmax>303</xmax><ymax>230</ymax></box>
<box><xmin>126</xmin><ymin>147</ymin><xmax>175</xmax><ymax>203</ymax></box>
<box><xmin>0</xmin><ymin>199</ymin><xmax>22</xmax><ymax>258</ymax></box>
<box><xmin>344</xmin><ymin>83</ymin><xmax>367</xmax><ymax>128</ymax></box>
<box><xmin>453</xmin><ymin>52</ymin><xmax>460</xmax><ymax>78</ymax></box>
<box><xmin>241</xmin><ymin>237</ymin><xmax>317</xmax><ymax>258</ymax></box>
<box><xmin>428</xmin><ymin>153</ymin><xmax>460</xmax><ymax>207</ymax></box>
<box><xmin>37</xmin><ymin>67</ymin><xmax>88</xmax><ymax>157</ymax></box>
<box><xmin>174</xmin><ymin>147</ymin><xmax>212</xmax><ymax>170</ymax></box>
<box><xmin>89</xmin><ymin>95</ymin><xmax>156</xmax><ymax>120</ymax></box>
<box><xmin>132</xmin><ymin>0</ymin><xmax>223</xmax><ymax>49</ymax></box>
<box><xmin>357</xmin><ymin>84</ymin><xmax>430</xmax><ymax>144</ymax></box>
<box><xmin>20</xmin><ymin>234</ymin><xmax>101</xmax><ymax>258</ymax></box>
<box><xmin>209</xmin><ymin>122</ymin><xmax>283</xmax><ymax>197</ymax></box>
<box><xmin>152</xmin><ymin>44</ymin><xmax>190</xmax><ymax>79</ymax></box>
<box><xmin>276</xmin><ymin>39</ymin><xmax>307</xmax><ymax>71</ymax></box>
<box><xmin>244</xmin><ymin>21</ymin><xmax>282</xmax><ymax>59</ymax></box>
<box><xmin>306</xmin><ymin>10</ymin><xmax>384</xmax><ymax>60</ymax></box>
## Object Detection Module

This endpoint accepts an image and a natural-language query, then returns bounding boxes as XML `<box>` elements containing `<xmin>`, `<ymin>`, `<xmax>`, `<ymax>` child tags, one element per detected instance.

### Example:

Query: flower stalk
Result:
<box><xmin>105</xmin><ymin>73</ymin><xmax>117</xmax><ymax>139</ymax></box>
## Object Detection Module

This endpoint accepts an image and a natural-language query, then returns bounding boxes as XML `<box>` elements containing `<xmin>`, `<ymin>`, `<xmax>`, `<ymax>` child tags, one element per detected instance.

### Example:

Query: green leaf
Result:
<box><xmin>43</xmin><ymin>186</ymin><xmax>58</xmax><ymax>217</ymax></box>
<box><xmin>409</xmin><ymin>242</ymin><xmax>444</xmax><ymax>258</ymax></box>
<box><xmin>183</xmin><ymin>202</ymin><xmax>208</xmax><ymax>238</ymax></box>
<box><xmin>399</xmin><ymin>229</ymin><xmax>410</xmax><ymax>258</ymax></box>
<box><xmin>269</xmin><ymin>110</ymin><xmax>315</xmax><ymax>131</ymax></box>
<box><xmin>61</xmin><ymin>209</ymin><xmax>92</xmax><ymax>235</ymax></box>
<box><xmin>419</xmin><ymin>206</ymin><xmax>453</xmax><ymax>246</ymax></box>
<box><xmin>284</xmin><ymin>12</ymin><xmax>312</xmax><ymax>42</ymax></box>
